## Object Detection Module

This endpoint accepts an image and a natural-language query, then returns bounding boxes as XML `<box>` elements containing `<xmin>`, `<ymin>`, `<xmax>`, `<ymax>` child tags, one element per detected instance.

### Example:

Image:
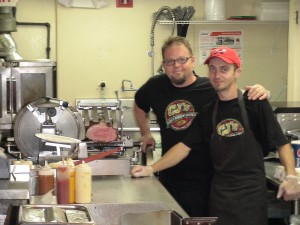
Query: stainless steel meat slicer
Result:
<box><xmin>11</xmin><ymin>97</ymin><xmax>85</xmax><ymax>164</ymax></box>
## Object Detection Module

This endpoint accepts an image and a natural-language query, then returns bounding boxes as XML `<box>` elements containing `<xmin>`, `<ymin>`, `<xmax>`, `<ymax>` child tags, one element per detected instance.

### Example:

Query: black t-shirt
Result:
<box><xmin>183</xmin><ymin>92</ymin><xmax>288</xmax><ymax>156</ymax></box>
<box><xmin>135</xmin><ymin>74</ymin><xmax>217</xmax><ymax>187</ymax></box>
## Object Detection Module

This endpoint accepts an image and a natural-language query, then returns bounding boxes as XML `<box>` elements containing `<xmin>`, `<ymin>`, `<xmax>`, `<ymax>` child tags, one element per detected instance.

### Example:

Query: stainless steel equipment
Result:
<box><xmin>75</xmin><ymin>98</ymin><xmax>160</xmax><ymax>175</ymax></box>
<box><xmin>0</xmin><ymin>5</ymin><xmax>22</xmax><ymax>61</ymax></box>
<box><xmin>271</xmin><ymin>101</ymin><xmax>300</xmax><ymax>139</ymax></box>
<box><xmin>0</xmin><ymin>60</ymin><xmax>56</xmax><ymax>132</ymax></box>
<box><xmin>0</xmin><ymin>151</ymin><xmax>9</xmax><ymax>179</ymax></box>
<box><xmin>18</xmin><ymin>205</ymin><xmax>96</xmax><ymax>225</ymax></box>
<box><xmin>120</xmin><ymin>210</ymin><xmax>217</xmax><ymax>225</ymax></box>
<box><xmin>13</xmin><ymin>97</ymin><xmax>85</xmax><ymax>163</ymax></box>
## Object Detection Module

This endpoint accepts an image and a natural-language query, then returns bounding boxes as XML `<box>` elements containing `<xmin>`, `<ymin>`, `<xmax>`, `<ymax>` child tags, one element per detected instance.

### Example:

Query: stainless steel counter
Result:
<box><xmin>90</xmin><ymin>175</ymin><xmax>184</xmax><ymax>210</ymax></box>
<box><xmin>84</xmin><ymin>175</ymin><xmax>188</xmax><ymax>225</ymax></box>
<box><xmin>1</xmin><ymin>174</ymin><xmax>187</xmax><ymax>225</ymax></box>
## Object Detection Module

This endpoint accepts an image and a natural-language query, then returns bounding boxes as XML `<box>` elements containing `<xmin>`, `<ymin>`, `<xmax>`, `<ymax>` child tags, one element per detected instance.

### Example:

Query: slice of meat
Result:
<box><xmin>86</xmin><ymin>123</ymin><xmax>117</xmax><ymax>142</ymax></box>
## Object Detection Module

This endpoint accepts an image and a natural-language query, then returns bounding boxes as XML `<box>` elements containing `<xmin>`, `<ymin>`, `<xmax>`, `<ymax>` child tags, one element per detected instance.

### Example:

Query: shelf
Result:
<box><xmin>159</xmin><ymin>20</ymin><xmax>288</xmax><ymax>25</ymax></box>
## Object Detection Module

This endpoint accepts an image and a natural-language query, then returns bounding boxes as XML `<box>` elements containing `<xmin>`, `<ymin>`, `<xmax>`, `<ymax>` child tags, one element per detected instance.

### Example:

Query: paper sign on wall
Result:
<box><xmin>0</xmin><ymin>0</ymin><xmax>18</xmax><ymax>6</ymax></box>
<box><xmin>199</xmin><ymin>30</ymin><xmax>243</xmax><ymax>64</ymax></box>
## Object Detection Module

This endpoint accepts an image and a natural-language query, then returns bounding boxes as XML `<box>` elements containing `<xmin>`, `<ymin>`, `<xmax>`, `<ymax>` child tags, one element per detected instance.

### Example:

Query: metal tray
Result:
<box><xmin>18</xmin><ymin>205</ymin><xmax>95</xmax><ymax>225</ymax></box>
<box><xmin>120</xmin><ymin>210</ymin><xmax>217</xmax><ymax>225</ymax></box>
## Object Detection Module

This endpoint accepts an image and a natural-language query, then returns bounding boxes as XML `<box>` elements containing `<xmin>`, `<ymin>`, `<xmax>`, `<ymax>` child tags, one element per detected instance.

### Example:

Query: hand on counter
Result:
<box><xmin>130</xmin><ymin>165</ymin><xmax>153</xmax><ymax>177</ymax></box>
<box><xmin>277</xmin><ymin>175</ymin><xmax>300</xmax><ymax>201</ymax></box>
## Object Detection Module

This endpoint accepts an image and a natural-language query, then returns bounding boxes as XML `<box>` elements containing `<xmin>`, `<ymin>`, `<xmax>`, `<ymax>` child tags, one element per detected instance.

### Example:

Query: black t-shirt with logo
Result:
<box><xmin>135</xmin><ymin>74</ymin><xmax>217</xmax><ymax>187</ymax></box>
<box><xmin>183</xmin><ymin>93</ymin><xmax>288</xmax><ymax>157</ymax></box>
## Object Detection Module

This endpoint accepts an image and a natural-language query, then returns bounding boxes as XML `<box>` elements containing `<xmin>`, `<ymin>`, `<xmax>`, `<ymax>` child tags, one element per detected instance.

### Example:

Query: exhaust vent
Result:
<box><xmin>0</xmin><ymin>7</ymin><xmax>22</xmax><ymax>61</ymax></box>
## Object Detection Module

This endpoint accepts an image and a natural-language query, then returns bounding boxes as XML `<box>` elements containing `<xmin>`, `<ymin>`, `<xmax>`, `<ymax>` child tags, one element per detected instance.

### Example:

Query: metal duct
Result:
<box><xmin>0</xmin><ymin>7</ymin><xmax>22</xmax><ymax>61</ymax></box>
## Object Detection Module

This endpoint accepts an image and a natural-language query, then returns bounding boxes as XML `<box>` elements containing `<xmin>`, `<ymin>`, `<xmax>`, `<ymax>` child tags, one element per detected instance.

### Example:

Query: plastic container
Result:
<box><xmin>38</xmin><ymin>165</ymin><xmax>54</xmax><ymax>195</ymax></box>
<box><xmin>56</xmin><ymin>164</ymin><xmax>70</xmax><ymax>204</ymax></box>
<box><xmin>204</xmin><ymin>0</ymin><xmax>226</xmax><ymax>20</ymax></box>
<box><xmin>75</xmin><ymin>161</ymin><xmax>92</xmax><ymax>203</ymax></box>
<box><xmin>292</xmin><ymin>140</ymin><xmax>300</xmax><ymax>167</ymax></box>
<box><xmin>256</xmin><ymin>2</ymin><xmax>289</xmax><ymax>21</ymax></box>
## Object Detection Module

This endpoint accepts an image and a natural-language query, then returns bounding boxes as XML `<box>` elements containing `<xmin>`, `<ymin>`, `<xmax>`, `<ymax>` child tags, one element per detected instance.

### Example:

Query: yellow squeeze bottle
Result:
<box><xmin>75</xmin><ymin>161</ymin><xmax>92</xmax><ymax>203</ymax></box>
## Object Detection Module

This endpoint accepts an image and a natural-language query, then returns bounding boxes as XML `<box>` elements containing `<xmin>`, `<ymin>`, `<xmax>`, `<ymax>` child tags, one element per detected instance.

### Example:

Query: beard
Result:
<box><xmin>170</xmin><ymin>77</ymin><xmax>186</xmax><ymax>85</ymax></box>
<box><xmin>169</xmin><ymin>73</ymin><xmax>187</xmax><ymax>85</ymax></box>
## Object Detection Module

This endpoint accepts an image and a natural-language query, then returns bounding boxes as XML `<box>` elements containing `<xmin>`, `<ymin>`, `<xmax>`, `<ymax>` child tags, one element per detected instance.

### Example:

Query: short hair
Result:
<box><xmin>161</xmin><ymin>36</ymin><xmax>193</xmax><ymax>59</ymax></box>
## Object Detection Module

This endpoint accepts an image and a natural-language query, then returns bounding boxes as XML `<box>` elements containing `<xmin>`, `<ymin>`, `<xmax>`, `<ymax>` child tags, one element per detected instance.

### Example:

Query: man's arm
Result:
<box><xmin>278</xmin><ymin>143</ymin><xmax>296</xmax><ymax>176</ymax></box>
<box><xmin>130</xmin><ymin>142</ymin><xmax>191</xmax><ymax>177</ymax></box>
<box><xmin>276</xmin><ymin>143</ymin><xmax>300</xmax><ymax>201</ymax></box>
<box><xmin>134</xmin><ymin>103</ymin><xmax>155</xmax><ymax>152</ymax></box>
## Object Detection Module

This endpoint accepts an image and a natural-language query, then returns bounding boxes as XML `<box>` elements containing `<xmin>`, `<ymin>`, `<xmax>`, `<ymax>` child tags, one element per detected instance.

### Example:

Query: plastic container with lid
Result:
<box><xmin>75</xmin><ymin>161</ymin><xmax>92</xmax><ymax>203</ymax></box>
<box><xmin>38</xmin><ymin>162</ymin><xmax>54</xmax><ymax>196</ymax></box>
<box><xmin>256</xmin><ymin>2</ymin><xmax>289</xmax><ymax>21</ymax></box>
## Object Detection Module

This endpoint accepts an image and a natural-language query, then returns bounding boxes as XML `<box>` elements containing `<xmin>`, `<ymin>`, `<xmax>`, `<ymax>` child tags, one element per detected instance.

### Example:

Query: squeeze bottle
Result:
<box><xmin>68</xmin><ymin>165</ymin><xmax>75</xmax><ymax>203</ymax></box>
<box><xmin>75</xmin><ymin>161</ymin><xmax>92</xmax><ymax>203</ymax></box>
<box><xmin>38</xmin><ymin>162</ymin><xmax>54</xmax><ymax>195</ymax></box>
<box><xmin>56</xmin><ymin>163</ymin><xmax>70</xmax><ymax>204</ymax></box>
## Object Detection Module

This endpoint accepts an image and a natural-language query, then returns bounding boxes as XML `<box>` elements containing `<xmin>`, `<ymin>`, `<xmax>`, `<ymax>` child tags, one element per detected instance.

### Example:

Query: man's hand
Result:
<box><xmin>244</xmin><ymin>84</ymin><xmax>270</xmax><ymax>100</ymax></box>
<box><xmin>277</xmin><ymin>175</ymin><xmax>300</xmax><ymax>201</ymax></box>
<box><xmin>140</xmin><ymin>133</ymin><xmax>155</xmax><ymax>153</ymax></box>
<box><xmin>130</xmin><ymin>165</ymin><xmax>153</xmax><ymax>177</ymax></box>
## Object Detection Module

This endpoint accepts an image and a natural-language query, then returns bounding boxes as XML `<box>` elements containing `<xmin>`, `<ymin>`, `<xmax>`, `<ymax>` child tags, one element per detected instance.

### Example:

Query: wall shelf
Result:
<box><xmin>159</xmin><ymin>20</ymin><xmax>288</xmax><ymax>25</ymax></box>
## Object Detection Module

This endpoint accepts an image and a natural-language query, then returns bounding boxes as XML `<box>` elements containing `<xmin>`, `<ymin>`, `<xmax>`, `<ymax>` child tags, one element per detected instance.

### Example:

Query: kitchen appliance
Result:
<box><xmin>75</xmin><ymin>98</ymin><xmax>160</xmax><ymax>175</ymax></box>
<box><xmin>0</xmin><ymin>60</ymin><xmax>56</xmax><ymax>133</ymax></box>
<box><xmin>271</xmin><ymin>101</ymin><xmax>300</xmax><ymax>140</ymax></box>
<box><xmin>13</xmin><ymin>97</ymin><xmax>85</xmax><ymax>164</ymax></box>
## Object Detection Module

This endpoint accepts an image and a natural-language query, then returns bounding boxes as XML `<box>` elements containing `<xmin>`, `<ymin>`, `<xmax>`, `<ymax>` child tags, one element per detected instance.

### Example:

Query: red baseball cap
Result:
<box><xmin>204</xmin><ymin>47</ymin><xmax>241</xmax><ymax>68</ymax></box>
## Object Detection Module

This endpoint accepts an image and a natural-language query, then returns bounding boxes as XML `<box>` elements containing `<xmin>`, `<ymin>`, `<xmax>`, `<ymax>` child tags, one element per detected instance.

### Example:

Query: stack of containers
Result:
<box><xmin>204</xmin><ymin>0</ymin><xmax>226</xmax><ymax>20</ymax></box>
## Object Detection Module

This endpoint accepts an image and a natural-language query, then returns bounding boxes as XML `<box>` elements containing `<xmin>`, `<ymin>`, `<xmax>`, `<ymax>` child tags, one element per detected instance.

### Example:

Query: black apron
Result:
<box><xmin>209</xmin><ymin>90</ymin><xmax>268</xmax><ymax>225</ymax></box>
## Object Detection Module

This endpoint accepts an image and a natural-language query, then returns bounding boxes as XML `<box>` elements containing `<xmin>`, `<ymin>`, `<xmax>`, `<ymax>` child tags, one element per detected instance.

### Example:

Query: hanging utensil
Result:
<box><xmin>180</xmin><ymin>6</ymin><xmax>195</xmax><ymax>37</ymax></box>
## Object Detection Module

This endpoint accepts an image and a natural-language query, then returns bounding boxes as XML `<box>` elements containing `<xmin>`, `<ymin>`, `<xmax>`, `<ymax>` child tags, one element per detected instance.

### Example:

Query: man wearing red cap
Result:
<box><xmin>131</xmin><ymin>47</ymin><xmax>299</xmax><ymax>225</ymax></box>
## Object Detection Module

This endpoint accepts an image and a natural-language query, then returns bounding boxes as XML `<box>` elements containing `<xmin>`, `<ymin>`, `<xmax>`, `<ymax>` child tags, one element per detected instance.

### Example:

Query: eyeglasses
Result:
<box><xmin>162</xmin><ymin>56</ymin><xmax>192</xmax><ymax>66</ymax></box>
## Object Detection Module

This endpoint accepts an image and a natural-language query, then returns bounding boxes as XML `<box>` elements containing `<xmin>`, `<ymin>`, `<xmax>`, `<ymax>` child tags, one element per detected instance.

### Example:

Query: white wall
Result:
<box><xmin>12</xmin><ymin>0</ymin><xmax>289</xmax><ymax>105</ymax></box>
<box><xmin>288</xmin><ymin>0</ymin><xmax>300</xmax><ymax>101</ymax></box>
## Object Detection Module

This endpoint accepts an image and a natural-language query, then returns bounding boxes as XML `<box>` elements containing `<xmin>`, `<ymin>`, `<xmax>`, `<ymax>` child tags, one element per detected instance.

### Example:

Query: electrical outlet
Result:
<box><xmin>116</xmin><ymin>0</ymin><xmax>133</xmax><ymax>8</ymax></box>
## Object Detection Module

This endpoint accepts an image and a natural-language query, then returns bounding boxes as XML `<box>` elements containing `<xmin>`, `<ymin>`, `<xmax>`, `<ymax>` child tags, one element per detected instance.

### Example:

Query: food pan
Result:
<box><xmin>120</xmin><ymin>209</ymin><xmax>217</xmax><ymax>225</ymax></box>
<box><xmin>18</xmin><ymin>205</ymin><xmax>95</xmax><ymax>225</ymax></box>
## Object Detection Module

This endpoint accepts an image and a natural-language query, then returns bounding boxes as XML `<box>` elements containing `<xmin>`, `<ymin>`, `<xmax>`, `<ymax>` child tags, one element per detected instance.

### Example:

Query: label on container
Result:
<box><xmin>292</xmin><ymin>140</ymin><xmax>300</xmax><ymax>167</ymax></box>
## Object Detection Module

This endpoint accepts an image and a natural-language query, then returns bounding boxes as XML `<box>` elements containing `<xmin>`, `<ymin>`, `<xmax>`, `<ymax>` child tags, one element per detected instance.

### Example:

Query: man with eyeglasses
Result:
<box><xmin>133</xmin><ymin>36</ymin><xmax>269</xmax><ymax>217</ymax></box>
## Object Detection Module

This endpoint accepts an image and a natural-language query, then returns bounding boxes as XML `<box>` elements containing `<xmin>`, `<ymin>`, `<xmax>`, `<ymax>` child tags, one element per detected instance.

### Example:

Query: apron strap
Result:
<box><xmin>237</xmin><ymin>89</ymin><xmax>250</xmax><ymax>130</ymax></box>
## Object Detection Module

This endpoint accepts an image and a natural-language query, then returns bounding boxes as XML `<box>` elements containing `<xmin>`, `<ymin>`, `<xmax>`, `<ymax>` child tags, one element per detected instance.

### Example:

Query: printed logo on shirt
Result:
<box><xmin>216</xmin><ymin>119</ymin><xmax>244</xmax><ymax>137</ymax></box>
<box><xmin>165</xmin><ymin>100</ymin><xmax>197</xmax><ymax>131</ymax></box>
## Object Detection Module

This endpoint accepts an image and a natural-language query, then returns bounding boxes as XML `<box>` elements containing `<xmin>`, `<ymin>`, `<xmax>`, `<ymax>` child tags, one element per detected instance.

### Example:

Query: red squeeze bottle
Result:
<box><xmin>56</xmin><ymin>163</ymin><xmax>70</xmax><ymax>204</ymax></box>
